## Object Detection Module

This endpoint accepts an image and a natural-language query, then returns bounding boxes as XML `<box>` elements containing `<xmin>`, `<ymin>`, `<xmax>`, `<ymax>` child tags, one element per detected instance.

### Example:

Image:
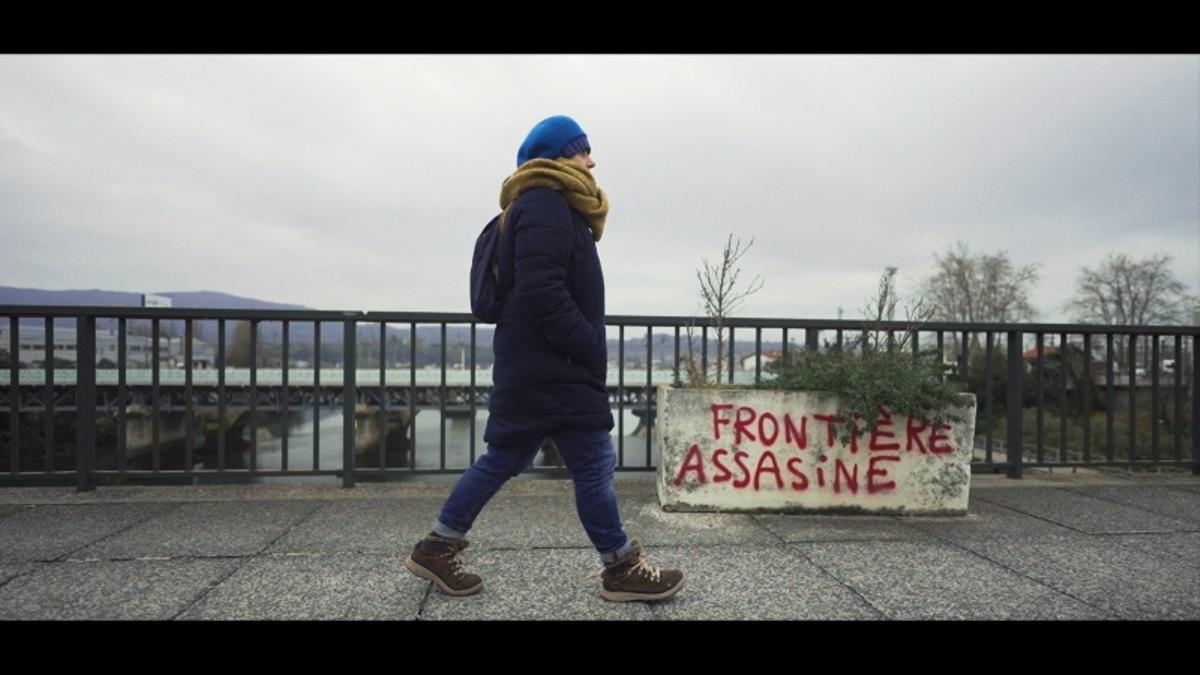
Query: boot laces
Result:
<box><xmin>447</xmin><ymin>550</ymin><xmax>466</xmax><ymax>578</ymax></box>
<box><xmin>430</xmin><ymin>537</ymin><xmax>469</xmax><ymax>579</ymax></box>
<box><xmin>630</xmin><ymin>557</ymin><xmax>661</xmax><ymax>583</ymax></box>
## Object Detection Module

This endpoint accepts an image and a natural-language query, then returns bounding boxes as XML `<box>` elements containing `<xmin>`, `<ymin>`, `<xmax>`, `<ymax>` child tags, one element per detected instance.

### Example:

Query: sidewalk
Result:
<box><xmin>1</xmin><ymin>470</ymin><xmax>1198</xmax><ymax>620</ymax></box>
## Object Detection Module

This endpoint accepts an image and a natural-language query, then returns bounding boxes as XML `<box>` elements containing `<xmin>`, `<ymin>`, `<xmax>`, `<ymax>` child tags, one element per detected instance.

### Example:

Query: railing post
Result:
<box><xmin>10</xmin><ymin>315</ymin><xmax>21</xmax><ymax>474</ymax></box>
<box><xmin>75</xmin><ymin>315</ymin><xmax>96</xmax><ymax>492</ymax></box>
<box><xmin>1006</xmin><ymin>330</ymin><xmax>1024</xmax><ymax>479</ymax></box>
<box><xmin>343</xmin><ymin>318</ymin><xmax>356</xmax><ymax>488</ymax></box>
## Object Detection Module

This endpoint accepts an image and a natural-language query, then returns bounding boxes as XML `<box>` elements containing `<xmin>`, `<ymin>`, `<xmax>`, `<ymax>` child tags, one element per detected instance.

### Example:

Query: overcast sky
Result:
<box><xmin>2</xmin><ymin>54</ymin><xmax>1197</xmax><ymax>326</ymax></box>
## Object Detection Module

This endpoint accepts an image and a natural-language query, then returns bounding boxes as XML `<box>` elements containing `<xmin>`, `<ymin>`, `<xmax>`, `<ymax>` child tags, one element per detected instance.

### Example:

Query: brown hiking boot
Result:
<box><xmin>600</xmin><ymin>539</ymin><xmax>685</xmax><ymax>602</ymax></box>
<box><xmin>404</xmin><ymin>533</ymin><xmax>483</xmax><ymax>596</ymax></box>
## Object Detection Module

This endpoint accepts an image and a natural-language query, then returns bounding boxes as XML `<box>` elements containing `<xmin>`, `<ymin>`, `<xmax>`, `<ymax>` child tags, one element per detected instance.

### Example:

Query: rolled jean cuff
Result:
<box><xmin>432</xmin><ymin>519</ymin><xmax>466</xmax><ymax>539</ymax></box>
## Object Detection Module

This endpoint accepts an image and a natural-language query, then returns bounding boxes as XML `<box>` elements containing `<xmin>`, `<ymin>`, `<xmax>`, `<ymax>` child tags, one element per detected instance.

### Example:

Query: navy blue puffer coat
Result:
<box><xmin>484</xmin><ymin>187</ymin><xmax>614</xmax><ymax>446</ymax></box>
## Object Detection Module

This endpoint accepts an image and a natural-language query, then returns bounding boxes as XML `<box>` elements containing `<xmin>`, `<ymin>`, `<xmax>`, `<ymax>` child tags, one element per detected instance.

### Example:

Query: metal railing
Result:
<box><xmin>1</xmin><ymin>305</ymin><xmax>1197</xmax><ymax>490</ymax></box>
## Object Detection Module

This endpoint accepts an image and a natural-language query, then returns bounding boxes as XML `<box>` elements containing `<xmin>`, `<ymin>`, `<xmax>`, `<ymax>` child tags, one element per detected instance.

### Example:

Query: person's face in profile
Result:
<box><xmin>564</xmin><ymin>149</ymin><xmax>595</xmax><ymax>172</ymax></box>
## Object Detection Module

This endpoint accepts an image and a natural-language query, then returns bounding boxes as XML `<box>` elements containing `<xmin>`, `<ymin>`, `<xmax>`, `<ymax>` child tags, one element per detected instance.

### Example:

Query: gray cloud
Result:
<box><xmin>1</xmin><ymin>54</ymin><xmax>1196</xmax><ymax>324</ymax></box>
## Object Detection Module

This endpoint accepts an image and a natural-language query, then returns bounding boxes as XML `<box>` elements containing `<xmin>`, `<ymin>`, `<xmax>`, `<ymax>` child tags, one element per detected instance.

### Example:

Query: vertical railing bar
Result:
<box><xmin>960</xmin><ymin>331</ymin><xmax>970</xmax><ymax>384</ymax></box>
<box><xmin>185</xmin><ymin>318</ymin><xmax>194</xmax><ymax>474</ymax></box>
<box><xmin>440</xmin><ymin>323</ymin><xmax>447</xmax><ymax>471</ymax></box>
<box><xmin>1006</xmin><ymin>329</ymin><xmax>1023</xmax><ymax>479</ymax></box>
<box><xmin>1129</xmin><ymin>333</ymin><xmax>1137</xmax><ymax>469</ymax></box>
<box><xmin>409</xmin><ymin>321</ymin><xmax>416</xmax><ymax>471</ymax></box>
<box><xmin>218</xmin><ymin>319</ymin><xmax>226</xmax><ymax>472</ymax></box>
<box><xmin>937</xmin><ymin>331</ymin><xmax>945</xmax><ymax>385</ymax></box>
<box><xmin>701</xmin><ymin>324</ymin><xmax>707</xmax><ymax>381</ymax></box>
<box><xmin>380</xmin><ymin>321</ymin><xmax>387</xmax><ymax>473</ymax></box>
<box><xmin>755</xmin><ymin>326</ymin><xmax>762</xmax><ymax>385</ymax></box>
<box><xmin>646</xmin><ymin>325</ymin><xmax>653</xmax><ymax>467</ymax></box>
<box><xmin>1191</xmin><ymin>334</ymin><xmax>1199</xmax><ymax>476</ymax></box>
<box><xmin>1083</xmin><ymin>333</ymin><xmax>1092</xmax><ymax>464</ymax></box>
<box><xmin>618</xmin><ymin>324</ymin><xmax>625</xmax><ymax>467</ymax></box>
<box><xmin>314</xmin><ymin>321</ymin><xmax>321</xmax><ymax>471</ymax></box>
<box><xmin>116</xmin><ymin>317</ymin><xmax>127</xmax><ymax>475</ymax></box>
<box><xmin>250</xmin><ymin>319</ymin><xmax>258</xmax><ymax>473</ymax></box>
<box><xmin>470</xmin><ymin>322</ymin><xmax>477</xmax><ymax>465</ymax></box>
<box><xmin>673</xmin><ymin>325</ymin><xmax>680</xmax><ymax>385</ymax></box>
<box><xmin>44</xmin><ymin>316</ymin><xmax>53</xmax><ymax>473</ymax></box>
<box><xmin>1059</xmin><ymin>332</ymin><xmax>1067</xmax><ymax>464</ymax></box>
<box><xmin>76</xmin><ymin>314</ymin><xmax>96</xmax><ymax>491</ymax></box>
<box><xmin>343</xmin><ymin>319</ymin><xmax>356</xmax><ymax>488</ymax></box>
<box><xmin>728</xmin><ymin>325</ymin><xmax>734</xmax><ymax>384</ymax></box>
<box><xmin>152</xmin><ymin>317</ymin><xmax>160</xmax><ymax>473</ymax></box>
<box><xmin>1151</xmin><ymin>334</ymin><xmax>1160</xmax><ymax>465</ymax></box>
<box><xmin>985</xmin><ymin>331</ymin><xmax>994</xmax><ymax>464</ymax></box>
<box><xmin>1036</xmin><ymin>333</ymin><xmax>1045</xmax><ymax>464</ymax></box>
<box><xmin>281</xmin><ymin>320</ymin><xmax>289</xmax><ymax>472</ymax></box>
<box><xmin>1174</xmin><ymin>334</ymin><xmax>1183</xmax><ymax>462</ymax></box>
<box><xmin>8</xmin><ymin>316</ymin><xmax>19</xmax><ymax>474</ymax></box>
<box><xmin>1106</xmin><ymin>332</ymin><xmax>1115</xmax><ymax>464</ymax></box>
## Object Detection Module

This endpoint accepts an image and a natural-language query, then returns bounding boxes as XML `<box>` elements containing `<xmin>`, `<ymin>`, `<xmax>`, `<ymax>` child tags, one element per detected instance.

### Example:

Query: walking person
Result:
<box><xmin>404</xmin><ymin>115</ymin><xmax>685</xmax><ymax>602</ymax></box>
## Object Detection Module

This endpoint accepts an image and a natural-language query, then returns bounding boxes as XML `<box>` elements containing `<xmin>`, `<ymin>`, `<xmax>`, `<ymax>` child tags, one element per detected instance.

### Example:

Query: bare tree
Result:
<box><xmin>922</xmin><ymin>240</ymin><xmax>1041</xmax><ymax>323</ymax></box>
<box><xmin>920</xmin><ymin>240</ymin><xmax>1040</xmax><ymax>358</ymax></box>
<box><xmin>1064</xmin><ymin>251</ymin><xmax>1198</xmax><ymax>369</ymax></box>
<box><xmin>1065</xmin><ymin>252</ymin><xmax>1195</xmax><ymax>326</ymax></box>
<box><xmin>858</xmin><ymin>266</ymin><xmax>935</xmax><ymax>354</ymax></box>
<box><xmin>683</xmin><ymin>233</ymin><xmax>765</xmax><ymax>386</ymax></box>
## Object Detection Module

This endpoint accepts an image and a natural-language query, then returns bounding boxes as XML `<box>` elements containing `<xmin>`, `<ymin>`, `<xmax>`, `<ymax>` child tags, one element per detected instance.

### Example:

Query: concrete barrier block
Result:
<box><xmin>656</xmin><ymin>385</ymin><xmax>977</xmax><ymax>516</ymax></box>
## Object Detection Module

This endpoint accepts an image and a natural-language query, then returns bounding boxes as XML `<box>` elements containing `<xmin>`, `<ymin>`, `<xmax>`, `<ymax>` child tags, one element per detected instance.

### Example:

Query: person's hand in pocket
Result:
<box><xmin>584</xmin><ymin>329</ymin><xmax>608</xmax><ymax>382</ymax></box>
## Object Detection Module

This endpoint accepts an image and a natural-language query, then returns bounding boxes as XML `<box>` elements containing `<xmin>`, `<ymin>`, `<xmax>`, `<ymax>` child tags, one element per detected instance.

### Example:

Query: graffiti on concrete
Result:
<box><xmin>672</xmin><ymin>402</ymin><xmax>958</xmax><ymax>496</ymax></box>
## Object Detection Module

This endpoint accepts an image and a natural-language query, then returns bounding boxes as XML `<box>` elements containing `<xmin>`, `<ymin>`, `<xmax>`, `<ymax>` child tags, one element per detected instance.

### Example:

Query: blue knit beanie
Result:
<box><xmin>517</xmin><ymin>115</ymin><xmax>591</xmax><ymax>167</ymax></box>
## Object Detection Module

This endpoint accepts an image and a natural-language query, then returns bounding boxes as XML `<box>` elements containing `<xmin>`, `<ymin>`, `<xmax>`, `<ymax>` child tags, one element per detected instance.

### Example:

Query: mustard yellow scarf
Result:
<box><xmin>498</xmin><ymin>158</ymin><xmax>609</xmax><ymax>242</ymax></box>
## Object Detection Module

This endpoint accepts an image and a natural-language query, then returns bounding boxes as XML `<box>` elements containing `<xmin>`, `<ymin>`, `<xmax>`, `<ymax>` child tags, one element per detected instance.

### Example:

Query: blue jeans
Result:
<box><xmin>434</xmin><ymin>427</ymin><xmax>629</xmax><ymax>556</ymax></box>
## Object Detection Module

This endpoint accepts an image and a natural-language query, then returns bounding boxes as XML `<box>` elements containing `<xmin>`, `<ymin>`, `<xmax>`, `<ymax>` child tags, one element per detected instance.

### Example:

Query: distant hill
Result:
<box><xmin>0</xmin><ymin>286</ymin><xmax>305</xmax><ymax>311</ymax></box>
<box><xmin>0</xmin><ymin>286</ymin><xmax>783</xmax><ymax>362</ymax></box>
<box><xmin>0</xmin><ymin>286</ymin><xmax>492</xmax><ymax>349</ymax></box>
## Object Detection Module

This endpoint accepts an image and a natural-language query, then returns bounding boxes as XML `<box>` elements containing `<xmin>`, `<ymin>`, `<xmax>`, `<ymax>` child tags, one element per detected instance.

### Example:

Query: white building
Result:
<box><xmin>740</xmin><ymin>349</ymin><xmax>783</xmax><ymax>371</ymax></box>
<box><xmin>0</xmin><ymin>325</ymin><xmax>215</xmax><ymax>369</ymax></box>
